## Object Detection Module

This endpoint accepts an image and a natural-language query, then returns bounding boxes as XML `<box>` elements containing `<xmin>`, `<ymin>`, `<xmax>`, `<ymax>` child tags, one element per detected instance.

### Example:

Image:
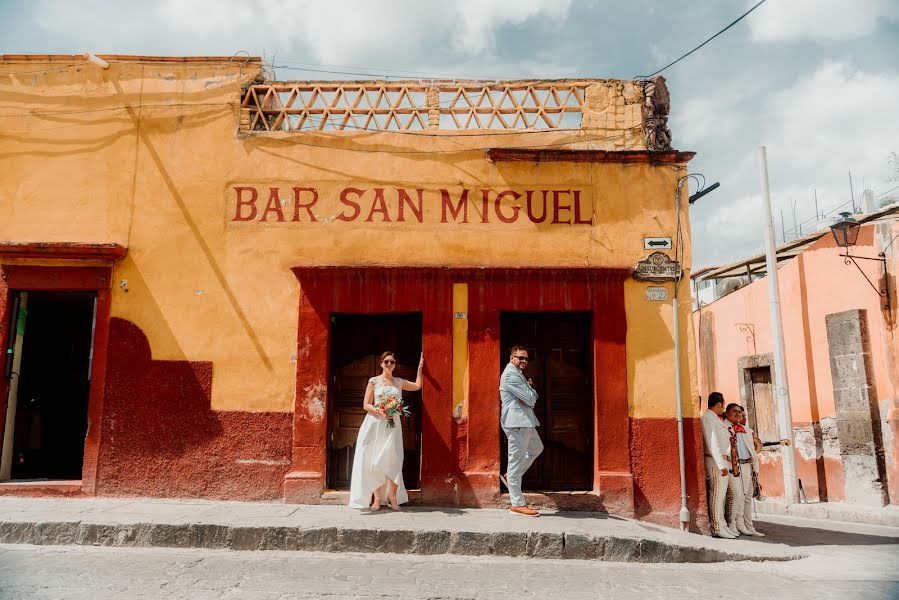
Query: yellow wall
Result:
<box><xmin>0</xmin><ymin>56</ymin><xmax>697</xmax><ymax>417</ymax></box>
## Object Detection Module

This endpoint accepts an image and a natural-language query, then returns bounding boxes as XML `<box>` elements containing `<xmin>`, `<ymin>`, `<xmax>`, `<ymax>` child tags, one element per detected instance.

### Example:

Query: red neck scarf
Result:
<box><xmin>732</xmin><ymin>423</ymin><xmax>746</xmax><ymax>433</ymax></box>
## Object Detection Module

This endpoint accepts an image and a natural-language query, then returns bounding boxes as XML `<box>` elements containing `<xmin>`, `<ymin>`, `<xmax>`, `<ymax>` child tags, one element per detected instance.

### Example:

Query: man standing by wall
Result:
<box><xmin>499</xmin><ymin>346</ymin><xmax>543</xmax><ymax>517</ymax></box>
<box><xmin>731</xmin><ymin>405</ymin><xmax>765</xmax><ymax>536</ymax></box>
<box><xmin>702</xmin><ymin>392</ymin><xmax>736</xmax><ymax>538</ymax></box>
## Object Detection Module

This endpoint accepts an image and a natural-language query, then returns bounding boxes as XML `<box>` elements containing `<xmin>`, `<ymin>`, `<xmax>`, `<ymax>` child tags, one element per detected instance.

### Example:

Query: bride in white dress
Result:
<box><xmin>349</xmin><ymin>351</ymin><xmax>423</xmax><ymax>511</ymax></box>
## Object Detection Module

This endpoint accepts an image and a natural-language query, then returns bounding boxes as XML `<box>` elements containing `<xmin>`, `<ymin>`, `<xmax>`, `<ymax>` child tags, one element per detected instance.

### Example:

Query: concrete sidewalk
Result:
<box><xmin>0</xmin><ymin>496</ymin><xmax>808</xmax><ymax>563</ymax></box>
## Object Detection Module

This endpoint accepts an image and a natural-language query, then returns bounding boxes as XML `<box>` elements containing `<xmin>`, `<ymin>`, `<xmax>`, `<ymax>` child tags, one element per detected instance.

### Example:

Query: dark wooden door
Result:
<box><xmin>327</xmin><ymin>314</ymin><xmax>422</xmax><ymax>490</ymax></box>
<box><xmin>500</xmin><ymin>313</ymin><xmax>593</xmax><ymax>491</ymax></box>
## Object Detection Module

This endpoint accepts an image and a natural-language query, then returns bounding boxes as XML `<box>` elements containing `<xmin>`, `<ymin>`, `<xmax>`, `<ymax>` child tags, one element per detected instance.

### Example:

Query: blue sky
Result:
<box><xmin>2</xmin><ymin>0</ymin><xmax>898</xmax><ymax>267</ymax></box>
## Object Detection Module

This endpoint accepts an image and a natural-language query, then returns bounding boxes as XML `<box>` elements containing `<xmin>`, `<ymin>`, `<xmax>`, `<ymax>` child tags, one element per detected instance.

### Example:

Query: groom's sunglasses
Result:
<box><xmin>513</xmin><ymin>356</ymin><xmax>529</xmax><ymax>361</ymax></box>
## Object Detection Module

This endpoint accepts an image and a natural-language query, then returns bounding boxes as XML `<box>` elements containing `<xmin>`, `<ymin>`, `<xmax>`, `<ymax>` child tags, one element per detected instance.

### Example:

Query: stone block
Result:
<box><xmin>833</xmin><ymin>387</ymin><xmax>871</xmax><ymax>412</ymax></box>
<box><xmin>622</xmin><ymin>81</ymin><xmax>642</xmax><ymax>104</ymax></box>
<box><xmin>230</xmin><ymin>526</ymin><xmax>264</xmax><ymax>550</ymax></box>
<box><xmin>189</xmin><ymin>523</ymin><xmax>231</xmax><ymax>549</ymax></box>
<box><xmin>0</xmin><ymin>522</ymin><xmax>39</xmax><ymax>545</ymax></box>
<box><xmin>296</xmin><ymin>526</ymin><xmax>337</xmax><ymax>552</ymax></box>
<box><xmin>638</xmin><ymin>538</ymin><xmax>682</xmax><ymax>563</ymax></box>
<box><xmin>111</xmin><ymin>524</ymin><xmax>143</xmax><ymax>546</ymax></box>
<box><xmin>377</xmin><ymin>529</ymin><xmax>415</xmax><ymax>554</ymax></box>
<box><xmin>259</xmin><ymin>526</ymin><xmax>298</xmax><ymax>551</ymax></box>
<box><xmin>584</xmin><ymin>82</ymin><xmax>613</xmax><ymax>112</ymax></box>
<box><xmin>836</xmin><ymin>419</ymin><xmax>876</xmax><ymax>451</ymax></box>
<box><xmin>147</xmin><ymin>523</ymin><xmax>192</xmax><ymax>548</ymax></box>
<box><xmin>491</xmin><ymin>531</ymin><xmax>528</xmax><ymax>557</ymax></box>
<box><xmin>76</xmin><ymin>523</ymin><xmax>117</xmax><ymax>546</ymax></box>
<box><xmin>36</xmin><ymin>521</ymin><xmax>79</xmax><ymax>546</ymax></box>
<box><xmin>336</xmin><ymin>527</ymin><xmax>380</xmax><ymax>553</ymax></box>
<box><xmin>525</xmin><ymin>532</ymin><xmax>564</xmax><ymax>559</ymax></box>
<box><xmin>601</xmin><ymin>536</ymin><xmax>640</xmax><ymax>562</ymax></box>
<box><xmin>447</xmin><ymin>531</ymin><xmax>489</xmax><ymax>556</ymax></box>
<box><xmin>411</xmin><ymin>529</ymin><xmax>452</xmax><ymax>555</ymax></box>
<box><xmin>562</xmin><ymin>533</ymin><xmax>602</xmax><ymax>560</ymax></box>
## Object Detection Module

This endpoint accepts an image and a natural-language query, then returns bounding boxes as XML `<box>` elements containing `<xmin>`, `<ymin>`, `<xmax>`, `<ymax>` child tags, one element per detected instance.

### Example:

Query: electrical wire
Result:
<box><xmin>270</xmin><ymin>58</ymin><xmax>503</xmax><ymax>82</ymax></box>
<box><xmin>636</xmin><ymin>0</ymin><xmax>768</xmax><ymax>79</ymax></box>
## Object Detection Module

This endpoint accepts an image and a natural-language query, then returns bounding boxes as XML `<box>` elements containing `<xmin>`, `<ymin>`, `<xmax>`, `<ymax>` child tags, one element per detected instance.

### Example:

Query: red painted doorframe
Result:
<box><xmin>0</xmin><ymin>265</ymin><xmax>113</xmax><ymax>493</ymax></box>
<box><xmin>285</xmin><ymin>266</ymin><xmax>632</xmax><ymax>512</ymax></box>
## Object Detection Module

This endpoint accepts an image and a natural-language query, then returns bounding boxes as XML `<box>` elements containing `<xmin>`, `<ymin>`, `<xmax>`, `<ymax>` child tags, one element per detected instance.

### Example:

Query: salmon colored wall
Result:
<box><xmin>0</xmin><ymin>57</ymin><xmax>698</xmax><ymax>424</ymax></box>
<box><xmin>692</xmin><ymin>224</ymin><xmax>899</xmax><ymax>503</ymax></box>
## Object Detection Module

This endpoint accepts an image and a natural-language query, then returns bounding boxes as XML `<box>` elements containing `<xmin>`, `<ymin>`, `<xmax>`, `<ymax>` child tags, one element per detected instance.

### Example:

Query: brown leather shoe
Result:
<box><xmin>509</xmin><ymin>506</ymin><xmax>540</xmax><ymax>517</ymax></box>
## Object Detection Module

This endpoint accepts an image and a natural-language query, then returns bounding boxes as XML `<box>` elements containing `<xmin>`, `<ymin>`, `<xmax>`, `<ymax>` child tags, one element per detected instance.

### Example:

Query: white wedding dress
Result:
<box><xmin>348</xmin><ymin>376</ymin><xmax>409</xmax><ymax>509</ymax></box>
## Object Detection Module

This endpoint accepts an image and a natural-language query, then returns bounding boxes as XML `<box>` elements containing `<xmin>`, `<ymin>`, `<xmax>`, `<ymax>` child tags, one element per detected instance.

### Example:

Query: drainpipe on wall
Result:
<box><xmin>673</xmin><ymin>176</ymin><xmax>691</xmax><ymax>530</ymax></box>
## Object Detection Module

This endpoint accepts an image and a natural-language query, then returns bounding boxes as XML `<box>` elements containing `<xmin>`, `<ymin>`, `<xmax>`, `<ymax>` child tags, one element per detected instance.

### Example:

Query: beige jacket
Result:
<box><xmin>701</xmin><ymin>410</ymin><xmax>731</xmax><ymax>471</ymax></box>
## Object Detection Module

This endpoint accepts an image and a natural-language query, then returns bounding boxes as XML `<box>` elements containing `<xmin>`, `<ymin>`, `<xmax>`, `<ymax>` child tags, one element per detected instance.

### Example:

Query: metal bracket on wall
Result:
<box><xmin>840</xmin><ymin>250</ymin><xmax>890</xmax><ymax>313</ymax></box>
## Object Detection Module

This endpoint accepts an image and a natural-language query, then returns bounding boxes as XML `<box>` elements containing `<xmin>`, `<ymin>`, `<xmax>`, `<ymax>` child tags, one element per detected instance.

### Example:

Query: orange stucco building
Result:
<box><xmin>693</xmin><ymin>210</ymin><xmax>899</xmax><ymax>506</ymax></box>
<box><xmin>0</xmin><ymin>55</ymin><xmax>707</xmax><ymax>528</ymax></box>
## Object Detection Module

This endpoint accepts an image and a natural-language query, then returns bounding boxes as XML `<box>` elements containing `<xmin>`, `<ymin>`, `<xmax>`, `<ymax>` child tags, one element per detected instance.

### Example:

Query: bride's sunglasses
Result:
<box><xmin>383</xmin><ymin>359</ymin><xmax>396</xmax><ymax>365</ymax></box>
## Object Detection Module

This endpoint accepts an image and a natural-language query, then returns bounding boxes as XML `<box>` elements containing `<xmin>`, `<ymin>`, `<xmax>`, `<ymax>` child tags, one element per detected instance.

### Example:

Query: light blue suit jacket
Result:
<box><xmin>499</xmin><ymin>362</ymin><xmax>539</xmax><ymax>428</ymax></box>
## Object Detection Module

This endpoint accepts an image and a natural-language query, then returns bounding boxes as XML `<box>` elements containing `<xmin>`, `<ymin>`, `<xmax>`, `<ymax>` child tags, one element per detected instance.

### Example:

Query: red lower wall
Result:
<box><xmin>95</xmin><ymin>318</ymin><xmax>292</xmax><ymax>500</ymax></box>
<box><xmin>631</xmin><ymin>417</ymin><xmax>709</xmax><ymax>530</ymax></box>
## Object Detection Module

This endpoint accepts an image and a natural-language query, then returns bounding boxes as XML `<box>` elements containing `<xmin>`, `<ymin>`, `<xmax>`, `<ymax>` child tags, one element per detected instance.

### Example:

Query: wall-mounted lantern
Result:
<box><xmin>829</xmin><ymin>212</ymin><xmax>890</xmax><ymax>311</ymax></box>
<box><xmin>830</xmin><ymin>212</ymin><xmax>861</xmax><ymax>248</ymax></box>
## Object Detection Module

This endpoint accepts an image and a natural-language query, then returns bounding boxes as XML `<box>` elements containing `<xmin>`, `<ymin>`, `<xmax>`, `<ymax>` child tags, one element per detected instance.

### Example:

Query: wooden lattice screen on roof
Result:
<box><xmin>240</xmin><ymin>81</ymin><xmax>590</xmax><ymax>132</ymax></box>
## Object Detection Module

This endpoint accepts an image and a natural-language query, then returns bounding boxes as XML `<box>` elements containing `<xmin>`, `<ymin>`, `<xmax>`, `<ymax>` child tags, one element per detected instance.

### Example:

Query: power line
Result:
<box><xmin>271</xmin><ymin>60</ymin><xmax>503</xmax><ymax>82</ymax></box>
<box><xmin>636</xmin><ymin>0</ymin><xmax>768</xmax><ymax>79</ymax></box>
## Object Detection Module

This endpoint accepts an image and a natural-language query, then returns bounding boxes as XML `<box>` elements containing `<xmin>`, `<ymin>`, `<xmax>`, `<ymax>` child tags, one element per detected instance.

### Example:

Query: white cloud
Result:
<box><xmin>27</xmin><ymin>0</ymin><xmax>572</xmax><ymax>64</ymax></box>
<box><xmin>449</xmin><ymin>0</ymin><xmax>571</xmax><ymax>55</ymax></box>
<box><xmin>748</xmin><ymin>0</ymin><xmax>899</xmax><ymax>43</ymax></box>
<box><xmin>688</xmin><ymin>60</ymin><xmax>899</xmax><ymax>267</ymax></box>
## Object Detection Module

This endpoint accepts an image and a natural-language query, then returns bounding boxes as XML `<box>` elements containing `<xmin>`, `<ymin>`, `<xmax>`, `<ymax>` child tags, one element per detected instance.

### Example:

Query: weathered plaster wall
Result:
<box><xmin>692</xmin><ymin>225</ymin><xmax>899</xmax><ymax>504</ymax></box>
<box><xmin>1</xmin><ymin>56</ymin><xmax>702</xmax><ymax>520</ymax></box>
<box><xmin>1</xmin><ymin>56</ymin><xmax>697</xmax><ymax>421</ymax></box>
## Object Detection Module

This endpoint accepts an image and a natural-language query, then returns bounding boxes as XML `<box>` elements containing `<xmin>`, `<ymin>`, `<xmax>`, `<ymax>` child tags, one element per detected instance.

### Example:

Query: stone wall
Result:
<box><xmin>825</xmin><ymin>309</ymin><xmax>889</xmax><ymax>505</ymax></box>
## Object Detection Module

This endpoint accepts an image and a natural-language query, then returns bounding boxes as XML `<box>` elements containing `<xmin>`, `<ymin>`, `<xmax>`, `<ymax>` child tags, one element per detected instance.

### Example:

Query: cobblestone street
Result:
<box><xmin>1</xmin><ymin>517</ymin><xmax>897</xmax><ymax>600</ymax></box>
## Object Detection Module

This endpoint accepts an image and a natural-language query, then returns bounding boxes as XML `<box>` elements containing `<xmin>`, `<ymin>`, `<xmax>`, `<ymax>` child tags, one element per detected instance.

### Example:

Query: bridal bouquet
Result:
<box><xmin>376</xmin><ymin>393</ymin><xmax>410</xmax><ymax>428</ymax></box>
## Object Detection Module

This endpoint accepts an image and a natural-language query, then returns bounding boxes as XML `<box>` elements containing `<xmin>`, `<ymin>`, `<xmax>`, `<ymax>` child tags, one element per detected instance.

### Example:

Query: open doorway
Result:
<box><xmin>1</xmin><ymin>291</ymin><xmax>97</xmax><ymax>481</ymax></box>
<box><xmin>327</xmin><ymin>313</ymin><xmax>422</xmax><ymax>490</ymax></box>
<box><xmin>500</xmin><ymin>312</ymin><xmax>593</xmax><ymax>491</ymax></box>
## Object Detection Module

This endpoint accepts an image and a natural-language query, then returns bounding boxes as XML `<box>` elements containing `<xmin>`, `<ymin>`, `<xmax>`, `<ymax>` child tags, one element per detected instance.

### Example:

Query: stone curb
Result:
<box><xmin>753</xmin><ymin>500</ymin><xmax>899</xmax><ymax>528</ymax></box>
<box><xmin>0</xmin><ymin>520</ymin><xmax>802</xmax><ymax>563</ymax></box>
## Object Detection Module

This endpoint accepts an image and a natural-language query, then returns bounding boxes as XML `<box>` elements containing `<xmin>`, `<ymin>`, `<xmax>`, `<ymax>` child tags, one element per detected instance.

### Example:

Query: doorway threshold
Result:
<box><xmin>0</xmin><ymin>479</ymin><xmax>83</xmax><ymax>497</ymax></box>
<box><xmin>513</xmin><ymin>491</ymin><xmax>605</xmax><ymax>512</ymax></box>
<box><xmin>319</xmin><ymin>489</ymin><xmax>422</xmax><ymax>505</ymax></box>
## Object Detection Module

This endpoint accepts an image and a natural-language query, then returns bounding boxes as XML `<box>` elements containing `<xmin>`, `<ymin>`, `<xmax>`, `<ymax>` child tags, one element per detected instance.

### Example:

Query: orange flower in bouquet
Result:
<box><xmin>375</xmin><ymin>393</ymin><xmax>410</xmax><ymax>428</ymax></box>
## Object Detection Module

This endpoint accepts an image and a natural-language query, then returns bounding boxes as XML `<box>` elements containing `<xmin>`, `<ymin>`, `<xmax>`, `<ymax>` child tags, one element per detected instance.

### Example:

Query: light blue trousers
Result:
<box><xmin>503</xmin><ymin>426</ymin><xmax>544</xmax><ymax>507</ymax></box>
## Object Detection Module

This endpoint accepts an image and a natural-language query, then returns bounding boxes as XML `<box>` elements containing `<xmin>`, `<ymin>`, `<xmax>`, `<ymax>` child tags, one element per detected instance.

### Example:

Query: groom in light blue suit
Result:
<box><xmin>499</xmin><ymin>345</ymin><xmax>543</xmax><ymax>516</ymax></box>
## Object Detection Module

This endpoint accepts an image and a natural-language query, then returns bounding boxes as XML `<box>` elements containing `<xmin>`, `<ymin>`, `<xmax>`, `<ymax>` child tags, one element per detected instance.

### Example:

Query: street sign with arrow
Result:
<box><xmin>643</xmin><ymin>237</ymin><xmax>672</xmax><ymax>250</ymax></box>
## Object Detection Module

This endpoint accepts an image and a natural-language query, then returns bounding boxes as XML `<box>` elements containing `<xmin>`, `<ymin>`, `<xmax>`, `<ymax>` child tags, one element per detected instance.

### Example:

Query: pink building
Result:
<box><xmin>692</xmin><ymin>206</ymin><xmax>899</xmax><ymax>507</ymax></box>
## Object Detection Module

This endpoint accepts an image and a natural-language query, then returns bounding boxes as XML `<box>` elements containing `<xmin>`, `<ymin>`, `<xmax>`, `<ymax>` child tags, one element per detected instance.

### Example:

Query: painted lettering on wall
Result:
<box><xmin>229</xmin><ymin>185</ymin><xmax>594</xmax><ymax>226</ymax></box>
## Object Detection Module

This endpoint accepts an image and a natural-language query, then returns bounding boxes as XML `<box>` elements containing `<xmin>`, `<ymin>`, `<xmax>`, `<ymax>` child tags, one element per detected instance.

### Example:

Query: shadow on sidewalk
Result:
<box><xmin>753</xmin><ymin>521</ymin><xmax>899</xmax><ymax>547</ymax></box>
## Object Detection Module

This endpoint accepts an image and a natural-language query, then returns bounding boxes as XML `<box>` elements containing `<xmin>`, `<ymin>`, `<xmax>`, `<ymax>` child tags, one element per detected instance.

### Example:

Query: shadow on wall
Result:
<box><xmin>97</xmin><ymin>318</ymin><xmax>292</xmax><ymax>500</ymax></box>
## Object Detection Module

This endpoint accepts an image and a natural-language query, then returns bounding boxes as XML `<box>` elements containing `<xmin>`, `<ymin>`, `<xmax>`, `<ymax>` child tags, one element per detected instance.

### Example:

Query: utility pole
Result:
<box><xmin>758</xmin><ymin>146</ymin><xmax>800</xmax><ymax>504</ymax></box>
